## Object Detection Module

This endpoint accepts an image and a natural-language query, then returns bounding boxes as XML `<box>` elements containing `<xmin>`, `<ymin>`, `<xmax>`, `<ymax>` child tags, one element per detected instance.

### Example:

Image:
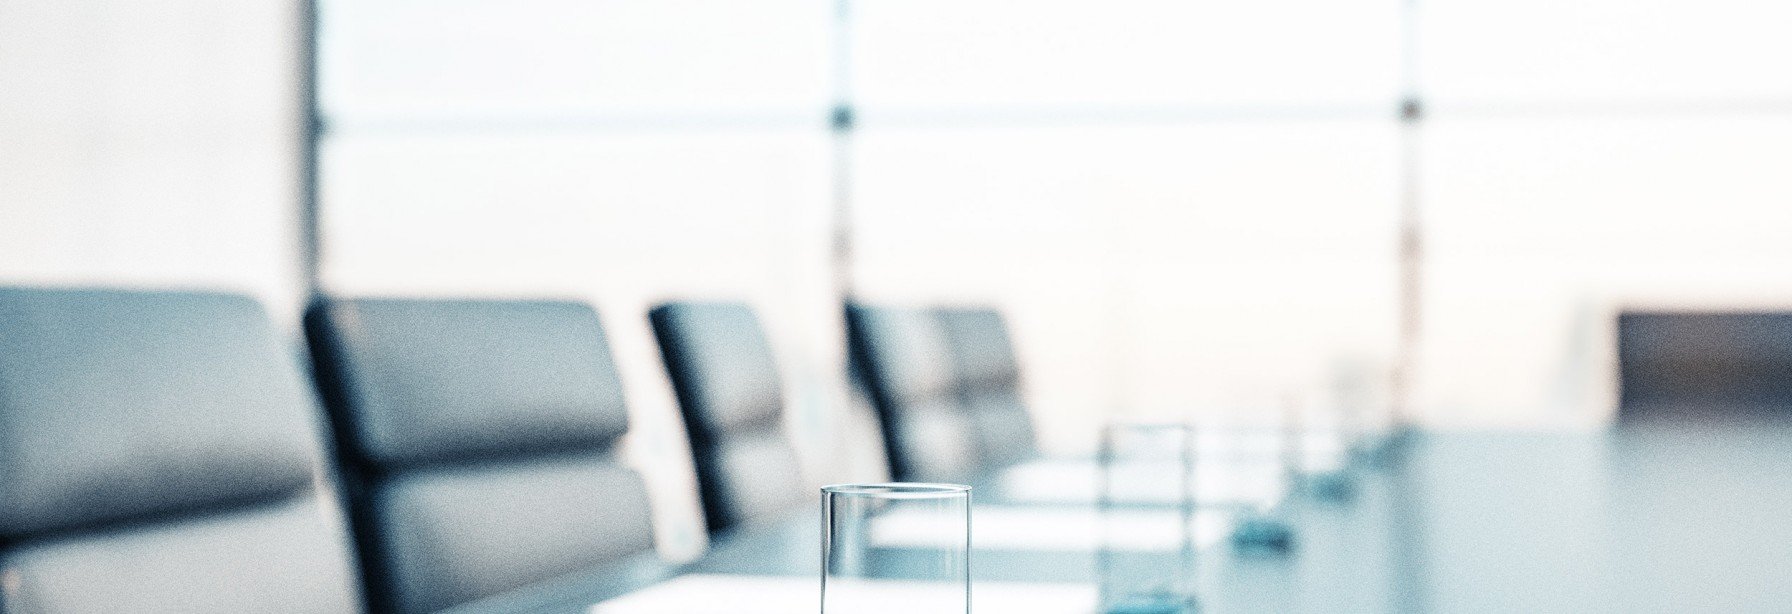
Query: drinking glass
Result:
<box><xmin>821</xmin><ymin>483</ymin><xmax>971</xmax><ymax>613</ymax></box>
<box><xmin>1229</xmin><ymin>401</ymin><xmax>1299</xmax><ymax>553</ymax></box>
<box><xmin>1098</xmin><ymin>423</ymin><xmax>1198</xmax><ymax>614</ymax></box>
<box><xmin>1291</xmin><ymin>390</ymin><xmax>1357</xmax><ymax>501</ymax></box>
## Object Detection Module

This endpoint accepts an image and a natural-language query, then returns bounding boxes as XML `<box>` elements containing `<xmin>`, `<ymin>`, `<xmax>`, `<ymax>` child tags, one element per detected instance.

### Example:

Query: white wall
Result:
<box><xmin>0</xmin><ymin>0</ymin><xmax>306</xmax><ymax>319</ymax></box>
<box><xmin>849</xmin><ymin>0</ymin><xmax>1405</xmax><ymax>448</ymax></box>
<box><xmin>850</xmin><ymin>120</ymin><xmax>1402</xmax><ymax>450</ymax></box>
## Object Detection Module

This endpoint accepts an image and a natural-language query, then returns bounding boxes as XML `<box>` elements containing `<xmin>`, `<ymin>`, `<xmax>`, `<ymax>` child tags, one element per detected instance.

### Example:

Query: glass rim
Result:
<box><xmin>821</xmin><ymin>482</ymin><xmax>972</xmax><ymax>498</ymax></box>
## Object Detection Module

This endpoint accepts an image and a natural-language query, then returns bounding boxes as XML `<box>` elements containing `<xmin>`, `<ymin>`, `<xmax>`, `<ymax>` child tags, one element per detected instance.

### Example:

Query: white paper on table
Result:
<box><xmin>867</xmin><ymin>505</ymin><xmax>1234</xmax><ymax>552</ymax></box>
<box><xmin>587</xmin><ymin>574</ymin><xmax>1096</xmax><ymax>614</ymax></box>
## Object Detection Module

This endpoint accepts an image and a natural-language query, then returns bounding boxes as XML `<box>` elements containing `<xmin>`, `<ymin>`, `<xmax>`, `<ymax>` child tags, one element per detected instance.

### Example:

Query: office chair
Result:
<box><xmin>306</xmin><ymin>297</ymin><xmax>654</xmax><ymax>614</ymax></box>
<box><xmin>937</xmin><ymin>306</ymin><xmax>1037</xmax><ymax>466</ymax></box>
<box><xmin>649</xmin><ymin>301</ymin><xmax>806</xmax><ymax>533</ymax></box>
<box><xmin>0</xmin><ymin>287</ymin><xmax>362</xmax><ymax>613</ymax></box>
<box><xmin>845</xmin><ymin>304</ymin><xmax>981</xmax><ymax>482</ymax></box>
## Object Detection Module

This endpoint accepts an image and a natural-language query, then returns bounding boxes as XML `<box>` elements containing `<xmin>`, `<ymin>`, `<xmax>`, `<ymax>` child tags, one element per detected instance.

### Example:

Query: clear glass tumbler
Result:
<box><xmin>1229</xmin><ymin>402</ymin><xmax>1299</xmax><ymax>554</ymax></box>
<box><xmin>1098</xmin><ymin>423</ymin><xmax>1198</xmax><ymax>614</ymax></box>
<box><xmin>1290</xmin><ymin>390</ymin><xmax>1357</xmax><ymax>501</ymax></box>
<box><xmin>821</xmin><ymin>483</ymin><xmax>971</xmax><ymax>613</ymax></box>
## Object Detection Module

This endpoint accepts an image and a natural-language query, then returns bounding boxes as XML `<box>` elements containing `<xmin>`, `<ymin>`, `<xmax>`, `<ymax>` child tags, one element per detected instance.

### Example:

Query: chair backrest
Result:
<box><xmin>649</xmin><ymin>302</ymin><xmax>805</xmax><ymax>533</ymax></box>
<box><xmin>0</xmin><ymin>287</ymin><xmax>362</xmax><ymax>614</ymax></box>
<box><xmin>845</xmin><ymin>304</ymin><xmax>980</xmax><ymax>482</ymax></box>
<box><xmin>1617</xmin><ymin>311</ymin><xmax>1792</xmax><ymax>421</ymax></box>
<box><xmin>305</xmin><ymin>298</ymin><xmax>654</xmax><ymax>614</ymax></box>
<box><xmin>937</xmin><ymin>307</ymin><xmax>1036</xmax><ymax>465</ymax></box>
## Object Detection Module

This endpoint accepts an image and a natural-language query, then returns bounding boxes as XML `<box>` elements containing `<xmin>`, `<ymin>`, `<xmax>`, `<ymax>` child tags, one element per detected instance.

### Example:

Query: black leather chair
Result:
<box><xmin>0</xmin><ymin>287</ymin><xmax>363</xmax><ymax>613</ymax></box>
<box><xmin>305</xmin><ymin>298</ymin><xmax>655</xmax><ymax>614</ymax></box>
<box><xmin>1618</xmin><ymin>311</ymin><xmax>1792</xmax><ymax>421</ymax></box>
<box><xmin>845</xmin><ymin>304</ymin><xmax>981</xmax><ymax>482</ymax></box>
<box><xmin>649</xmin><ymin>302</ymin><xmax>806</xmax><ymax>534</ymax></box>
<box><xmin>938</xmin><ymin>307</ymin><xmax>1037</xmax><ymax>466</ymax></box>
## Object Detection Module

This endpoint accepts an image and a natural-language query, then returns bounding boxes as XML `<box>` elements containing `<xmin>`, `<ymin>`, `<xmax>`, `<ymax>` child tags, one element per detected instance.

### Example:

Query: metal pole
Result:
<box><xmin>1391</xmin><ymin>0</ymin><xmax>1423</xmax><ymax>436</ymax></box>
<box><xmin>829</xmin><ymin>0</ymin><xmax>856</xmax><ymax>302</ymax></box>
<box><xmin>297</xmin><ymin>0</ymin><xmax>323</xmax><ymax>300</ymax></box>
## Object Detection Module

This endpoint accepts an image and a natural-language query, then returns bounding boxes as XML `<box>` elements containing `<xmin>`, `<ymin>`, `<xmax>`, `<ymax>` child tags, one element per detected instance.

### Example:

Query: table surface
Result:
<box><xmin>448</xmin><ymin>419</ymin><xmax>1792</xmax><ymax>614</ymax></box>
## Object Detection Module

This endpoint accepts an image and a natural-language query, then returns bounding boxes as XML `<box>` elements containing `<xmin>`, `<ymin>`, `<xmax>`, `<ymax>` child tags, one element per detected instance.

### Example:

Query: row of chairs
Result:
<box><xmin>0</xmin><ymin>287</ymin><xmax>1034</xmax><ymax>614</ymax></box>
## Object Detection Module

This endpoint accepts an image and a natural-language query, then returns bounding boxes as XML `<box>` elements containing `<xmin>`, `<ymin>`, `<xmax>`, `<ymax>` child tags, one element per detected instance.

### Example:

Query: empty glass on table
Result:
<box><xmin>821</xmin><ymin>483</ymin><xmax>971</xmax><ymax>613</ymax></box>
<box><xmin>1098</xmin><ymin>422</ymin><xmax>1199</xmax><ymax>614</ymax></box>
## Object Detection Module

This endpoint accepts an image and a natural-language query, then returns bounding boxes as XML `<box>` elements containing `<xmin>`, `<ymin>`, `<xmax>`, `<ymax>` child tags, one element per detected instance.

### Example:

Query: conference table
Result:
<box><xmin>449</xmin><ymin>418</ymin><xmax>1792</xmax><ymax>614</ymax></box>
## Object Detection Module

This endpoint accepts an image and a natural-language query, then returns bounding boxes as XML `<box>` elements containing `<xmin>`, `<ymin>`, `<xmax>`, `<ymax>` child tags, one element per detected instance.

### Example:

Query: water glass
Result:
<box><xmin>1098</xmin><ymin>423</ymin><xmax>1198</xmax><ymax>614</ymax></box>
<box><xmin>821</xmin><ymin>483</ymin><xmax>971</xmax><ymax>613</ymax></box>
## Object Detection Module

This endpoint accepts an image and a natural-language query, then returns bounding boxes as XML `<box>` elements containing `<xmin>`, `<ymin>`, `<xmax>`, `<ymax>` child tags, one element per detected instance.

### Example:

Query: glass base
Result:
<box><xmin>1302</xmin><ymin>470</ymin><xmax>1357</xmax><ymax>502</ymax></box>
<box><xmin>1230</xmin><ymin>516</ymin><xmax>1296</xmax><ymax>554</ymax></box>
<box><xmin>1102</xmin><ymin>594</ymin><xmax>1199</xmax><ymax>614</ymax></box>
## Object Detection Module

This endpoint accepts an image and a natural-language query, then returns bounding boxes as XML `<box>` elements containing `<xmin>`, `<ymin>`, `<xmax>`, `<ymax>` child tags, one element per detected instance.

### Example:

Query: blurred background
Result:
<box><xmin>5</xmin><ymin>0</ymin><xmax>1792</xmax><ymax>563</ymax></box>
